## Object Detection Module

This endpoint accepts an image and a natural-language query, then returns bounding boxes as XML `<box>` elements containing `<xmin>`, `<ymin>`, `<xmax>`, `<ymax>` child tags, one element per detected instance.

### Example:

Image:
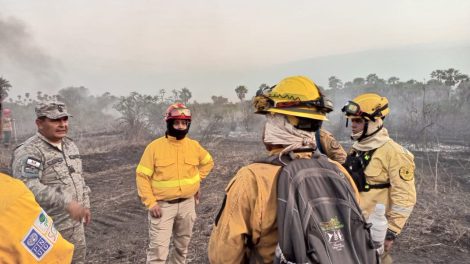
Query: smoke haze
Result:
<box><xmin>0</xmin><ymin>14</ymin><xmax>61</xmax><ymax>95</ymax></box>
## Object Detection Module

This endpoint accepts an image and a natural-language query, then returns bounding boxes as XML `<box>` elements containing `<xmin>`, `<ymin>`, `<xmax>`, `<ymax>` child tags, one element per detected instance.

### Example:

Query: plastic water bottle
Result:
<box><xmin>368</xmin><ymin>203</ymin><xmax>388</xmax><ymax>254</ymax></box>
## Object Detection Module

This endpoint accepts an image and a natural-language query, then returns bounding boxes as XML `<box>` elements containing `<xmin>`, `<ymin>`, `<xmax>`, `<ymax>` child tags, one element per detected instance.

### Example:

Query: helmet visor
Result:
<box><xmin>341</xmin><ymin>101</ymin><xmax>361</xmax><ymax>116</ymax></box>
<box><xmin>168</xmin><ymin>108</ymin><xmax>191</xmax><ymax>118</ymax></box>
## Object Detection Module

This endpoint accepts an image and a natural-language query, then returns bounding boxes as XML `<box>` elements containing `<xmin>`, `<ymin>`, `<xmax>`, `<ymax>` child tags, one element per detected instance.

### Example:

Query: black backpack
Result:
<box><xmin>269</xmin><ymin>153</ymin><xmax>378</xmax><ymax>264</ymax></box>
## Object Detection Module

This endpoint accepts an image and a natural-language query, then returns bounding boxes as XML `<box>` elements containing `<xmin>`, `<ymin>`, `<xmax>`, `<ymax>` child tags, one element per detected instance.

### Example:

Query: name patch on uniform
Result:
<box><xmin>26</xmin><ymin>158</ymin><xmax>42</xmax><ymax>168</ymax></box>
<box><xmin>399</xmin><ymin>166</ymin><xmax>414</xmax><ymax>181</ymax></box>
<box><xmin>22</xmin><ymin>227</ymin><xmax>52</xmax><ymax>261</ymax></box>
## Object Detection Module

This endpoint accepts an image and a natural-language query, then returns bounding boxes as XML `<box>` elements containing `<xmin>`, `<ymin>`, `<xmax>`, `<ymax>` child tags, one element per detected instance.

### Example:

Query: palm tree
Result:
<box><xmin>179</xmin><ymin>87</ymin><xmax>192</xmax><ymax>104</ymax></box>
<box><xmin>171</xmin><ymin>89</ymin><xmax>179</xmax><ymax>102</ymax></box>
<box><xmin>158</xmin><ymin>89</ymin><xmax>166</xmax><ymax>103</ymax></box>
<box><xmin>235</xmin><ymin>85</ymin><xmax>248</xmax><ymax>102</ymax></box>
<box><xmin>0</xmin><ymin>77</ymin><xmax>12</xmax><ymax>102</ymax></box>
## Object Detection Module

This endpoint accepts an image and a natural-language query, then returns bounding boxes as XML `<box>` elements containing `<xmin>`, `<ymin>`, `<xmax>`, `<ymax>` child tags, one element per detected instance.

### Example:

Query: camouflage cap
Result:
<box><xmin>35</xmin><ymin>101</ymin><xmax>72</xmax><ymax>119</ymax></box>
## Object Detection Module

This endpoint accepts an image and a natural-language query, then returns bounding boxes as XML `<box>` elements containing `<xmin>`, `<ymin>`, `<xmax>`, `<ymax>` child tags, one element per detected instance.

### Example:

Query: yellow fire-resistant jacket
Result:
<box><xmin>0</xmin><ymin>173</ymin><xmax>74</xmax><ymax>264</ymax></box>
<box><xmin>355</xmin><ymin>139</ymin><xmax>416</xmax><ymax>234</ymax></box>
<box><xmin>136</xmin><ymin>135</ymin><xmax>214</xmax><ymax>209</ymax></box>
<box><xmin>208</xmin><ymin>152</ymin><xmax>359</xmax><ymax>264</ymax></box>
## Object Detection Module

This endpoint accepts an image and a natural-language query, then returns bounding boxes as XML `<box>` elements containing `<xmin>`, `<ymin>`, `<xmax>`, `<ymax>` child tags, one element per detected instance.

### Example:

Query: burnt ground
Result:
<box><xmin>1</xmin><ymin>137</ymin><xmax>469</xmax><ymax>263</ymax></box>
<box><xmin>81</xmin><ymin>138</ymin><xmax>265</xmax><ymax>264</ymax></box>
<box><xmin>80</xmin><ymin>138</ymin><xmax>469</xmax><ymax>264</ymax></box>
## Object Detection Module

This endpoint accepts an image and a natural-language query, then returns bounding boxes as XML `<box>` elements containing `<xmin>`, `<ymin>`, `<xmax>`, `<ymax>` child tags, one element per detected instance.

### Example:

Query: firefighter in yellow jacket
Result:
<box><xmin>136</xmin><ymin>103</ymin><xmax>214</xmax><ymax>264</ymax></box>
<box><xmin>0</xmin><ymin>172</ymin><xmax>74</xmax><ymax>263</ymax></box>
<box><xmin>208</xmin><ymin>76</ymin><xmax>360</xmax><ymax>263</ymax></box>
<box><xmin>341</xmin><ymin>93</ymin><xmax>416</xmax><ymax>263</ymax></box>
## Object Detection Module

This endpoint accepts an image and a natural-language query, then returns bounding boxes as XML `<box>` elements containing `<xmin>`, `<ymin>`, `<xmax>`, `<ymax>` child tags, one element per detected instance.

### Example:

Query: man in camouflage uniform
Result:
<box><xmin>11</xmin><ymin>101</ymin><xmax>91</xmax><ymax>264</ymax></box>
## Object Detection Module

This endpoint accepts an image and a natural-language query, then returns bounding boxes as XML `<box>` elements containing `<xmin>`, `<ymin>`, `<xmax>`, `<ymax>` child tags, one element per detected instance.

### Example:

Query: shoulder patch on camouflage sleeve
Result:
<box><xmin>23</xmin><ymin>157</ymin><xmax>42</xmax><ymax>179</ymax></box>
<box><xmin>26</xmin><ymin>158</ymin><xmax>42</xmax><ymax>168</ymax></box>
<box><xmin>399</xmin><ymin>166</ymin><xmax>414</xmax><ymax>181</ymax></box>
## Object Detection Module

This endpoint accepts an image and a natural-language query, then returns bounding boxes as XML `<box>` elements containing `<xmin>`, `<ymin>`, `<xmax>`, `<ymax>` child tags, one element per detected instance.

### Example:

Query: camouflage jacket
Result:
<box><xmin>11</xmin><ymin>132</ymin><xmax>90</xmax><ymax>231</ymax></box>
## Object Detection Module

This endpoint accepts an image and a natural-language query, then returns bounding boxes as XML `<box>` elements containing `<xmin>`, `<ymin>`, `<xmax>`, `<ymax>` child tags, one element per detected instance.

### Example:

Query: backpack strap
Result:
<box><xmin>315</xmin><ymin>130</ymin><xmax>324</xmax><ymax>154</ymax></box>
<box><xmin>344</xmin><ymin>148</ymin><xmax>390</xmax><ymax>192</ymax></box>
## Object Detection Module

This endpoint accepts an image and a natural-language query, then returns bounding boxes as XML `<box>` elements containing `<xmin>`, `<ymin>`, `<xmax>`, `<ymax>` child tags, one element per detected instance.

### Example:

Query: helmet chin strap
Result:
<box><xmin>354</xmin><ymin>120</ymin><xmax>383</xmax><ymax>142</ymax></box>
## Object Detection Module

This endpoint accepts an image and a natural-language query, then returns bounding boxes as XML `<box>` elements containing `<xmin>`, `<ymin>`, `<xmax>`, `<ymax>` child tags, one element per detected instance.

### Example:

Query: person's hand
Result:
<box><xmin>384</xmin><ymin>239</ymin><xmax>394</xmax><ymax>252</ymax></box>
<box><xmin>83</xmin><ymin>208</ymin><xmax>91</xmax><ymax>225</ymax></box>
<box><xmin>194</xmin><ymin>190</ymin><xmax>200</xmax><ymax>206</ymax></box>
<box><xmin>66</xmin><ymin>201</ymin><xmax>85</xmax><ymax>222</ymax></box>
<box><xmin>149</xmin><ymin>204</ymin><xmax>162</xmax><ymax>218</ymax></box>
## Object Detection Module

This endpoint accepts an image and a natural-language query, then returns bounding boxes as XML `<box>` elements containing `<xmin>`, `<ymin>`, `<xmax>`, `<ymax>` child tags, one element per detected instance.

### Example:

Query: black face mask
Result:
<box><xmin>295</xmin><ymin>118</ymin><xmax>323</xmax><ymax>132</ymax></box>
<box><xmin>166</xmin><ymin>120</ymin><xmax>190</xmax><ymax>140</ymax></box>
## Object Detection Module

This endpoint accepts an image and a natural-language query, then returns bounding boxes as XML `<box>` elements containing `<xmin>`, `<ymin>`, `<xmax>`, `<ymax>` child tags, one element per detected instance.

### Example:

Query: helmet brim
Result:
<box><xmin>267</xmin><ymin>107</ymin><xmax>328</xmax><ymax>121</ymax></box>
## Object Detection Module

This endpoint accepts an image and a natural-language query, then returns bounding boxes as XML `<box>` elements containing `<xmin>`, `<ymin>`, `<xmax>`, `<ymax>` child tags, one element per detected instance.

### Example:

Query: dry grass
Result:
<box><xmin>394</xmin><ymin>150</ymin><xmax>470</xmax><ymax>263</ymax></box>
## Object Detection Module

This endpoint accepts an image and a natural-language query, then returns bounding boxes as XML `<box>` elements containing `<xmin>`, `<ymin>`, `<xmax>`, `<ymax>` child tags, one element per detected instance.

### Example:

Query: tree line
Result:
<box><xmin>1</xmin><ymin>68</ymin><xmax>469</xmax><ymax>144</ymax></box>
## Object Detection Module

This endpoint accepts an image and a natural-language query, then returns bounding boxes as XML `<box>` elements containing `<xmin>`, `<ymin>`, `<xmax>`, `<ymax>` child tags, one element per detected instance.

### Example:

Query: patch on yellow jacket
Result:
<box><xmin>329</xmin><ymin>139</ymin><xmax>341</xmax><ymax>149</ymax></box>
<box><xmin>399</xmin><ymin>166</ymin><xmax>414</xmax><ymax>181</ymax></box>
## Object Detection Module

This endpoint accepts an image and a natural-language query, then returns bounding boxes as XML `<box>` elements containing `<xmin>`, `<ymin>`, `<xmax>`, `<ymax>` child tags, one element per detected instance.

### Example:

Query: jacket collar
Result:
<box><xmin>165</xmin><ymin>135</ymin><xmax>188</xmax><ymax>144</ymax></box>
<box><xmin>268</xmin><ymin>146</ymin><xmax>313</xmax><ymax>159</ymax></box>
<box><xmin>36</xmin><ymin>132</ymin><xmax>63</xmax><ymax>151</ymax></box>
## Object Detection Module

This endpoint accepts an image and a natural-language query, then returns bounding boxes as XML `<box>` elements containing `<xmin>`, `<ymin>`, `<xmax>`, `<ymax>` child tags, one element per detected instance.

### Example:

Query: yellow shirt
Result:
<box><xmin>136</xmin><ymin>135</ymin><xmax>214</xmax><ymax>209</ymax></box>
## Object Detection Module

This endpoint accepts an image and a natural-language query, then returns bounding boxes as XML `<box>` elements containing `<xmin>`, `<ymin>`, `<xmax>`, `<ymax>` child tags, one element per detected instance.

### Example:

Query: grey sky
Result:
<box><xmin>1</xmin><ymin>0</ymin><xmax>470</xmax><ymax>102</ymax></box>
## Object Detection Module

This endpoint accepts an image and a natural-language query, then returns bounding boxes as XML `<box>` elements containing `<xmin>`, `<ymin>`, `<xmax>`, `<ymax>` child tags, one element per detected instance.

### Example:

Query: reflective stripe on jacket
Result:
<box><xmin>136</xmin><ymin>135</ymin><xmax>214</xmax><ymax>208</ymax></box>
<box><xmin>0</xmin><ymin>173</ymin><xmax>74</xmax><ymax>264</ymax></box>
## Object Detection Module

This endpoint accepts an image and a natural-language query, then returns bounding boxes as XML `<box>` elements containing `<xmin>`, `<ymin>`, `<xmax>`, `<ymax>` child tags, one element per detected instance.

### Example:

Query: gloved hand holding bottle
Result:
<box><xmin>368</xmin><ymin>203</ymin><xmax>388</xmax><ymax>255</ymax></box>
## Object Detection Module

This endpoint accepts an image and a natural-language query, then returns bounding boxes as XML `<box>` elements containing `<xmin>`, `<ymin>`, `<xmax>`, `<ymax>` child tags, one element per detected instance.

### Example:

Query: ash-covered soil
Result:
<box><xmin>81</xmin><ymin>138</ymin><xmax>469</xmax><ymax>263</ymax></box>
<box><xmin>82</xmin><ymin>138</ymin><xmax>265</xmax><ymax>263</ymax></box>
<box><xmin>2</xmin><ymin>137</ymin><xmax>468</xmax><ymax>263</ymax></box>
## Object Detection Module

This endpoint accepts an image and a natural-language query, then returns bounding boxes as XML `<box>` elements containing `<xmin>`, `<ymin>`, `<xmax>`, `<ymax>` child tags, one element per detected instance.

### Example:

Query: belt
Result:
<box><xmin>164</xmin><ymin>197</ymin><xmax>189</xmax><ymax>204</ymax></box>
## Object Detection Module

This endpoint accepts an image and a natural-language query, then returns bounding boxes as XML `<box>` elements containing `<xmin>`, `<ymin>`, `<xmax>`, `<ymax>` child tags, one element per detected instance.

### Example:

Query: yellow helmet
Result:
<box><xmin>253</xmin><ymin>76</ymin><xmax>333</xmax><ymax>121</ymax></box>
<box><xmin>342</xmin><ymin>93</ymin><xmax>389</xmax><ymax>121</ymax></box>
